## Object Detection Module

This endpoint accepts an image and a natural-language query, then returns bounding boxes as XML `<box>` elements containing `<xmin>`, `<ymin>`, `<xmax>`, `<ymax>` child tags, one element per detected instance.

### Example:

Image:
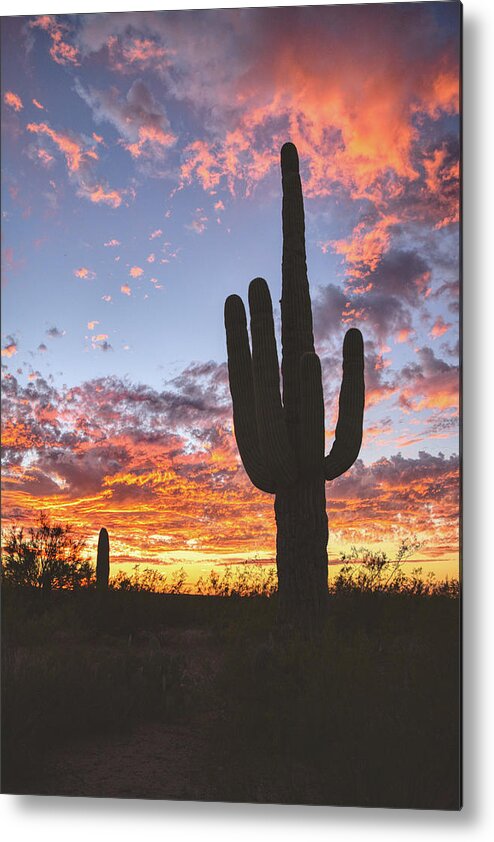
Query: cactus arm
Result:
<box><xmin>225</xmin><ymin>294</ymin><xmax>275</xmax><ymax>493</ymax></box>
<box><xmin>280</xmin><ymin>142</ymin><xmax>315</xmax><ymax>441</ymax></box>
<box><xmin>300</xmin><ymin>352</ymin><xmax>325</xmax><ymax>475</ymax></box>
<box><xmin>249</xmin><ymin>277</ymin><xmax>298</xmax><ymax>486</ymax></box>
<box><xmin>325</xmin><ymin>328</ymin><xmax>365</xmax><ymax>481</ymax></box>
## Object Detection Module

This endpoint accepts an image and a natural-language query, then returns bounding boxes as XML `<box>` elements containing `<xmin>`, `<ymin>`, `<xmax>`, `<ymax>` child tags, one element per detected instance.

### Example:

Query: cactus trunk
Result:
<box><xmin>275</xmin><ymin>476</ymin><xmax>329</xmax><ymax>626</ymax></box>
<box><xmin>225</xmin><ymin>143</ymin><xmax>365</xmax><ymax>629</ymax></box>
<box><xmin>96</xmin><ymin>528</ymin><xmax>110</xmax><ymax>591</ymax></box>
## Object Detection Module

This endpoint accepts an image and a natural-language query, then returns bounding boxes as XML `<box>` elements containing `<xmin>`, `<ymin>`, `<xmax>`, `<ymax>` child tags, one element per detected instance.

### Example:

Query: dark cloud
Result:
<box><xmin>432</xmin><ymin>279</ymin><xmax>460</xmax><ymax>314</ymax></box>
<box><xmin>365</xmin><ymin>250</ymin><xmax>431</xmax><ymax>304</ymax></box>
<box><xmin>46</xmin><ymin>326</ymin><xmax>65</xmax><ymax>338</ymax></box>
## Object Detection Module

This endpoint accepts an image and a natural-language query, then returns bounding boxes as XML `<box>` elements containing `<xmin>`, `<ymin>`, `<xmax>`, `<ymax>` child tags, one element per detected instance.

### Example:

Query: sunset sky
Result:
<box><xmin>1</xmin><ymin>3</ymin><xmax>461</xmax><ymax>585</ymax></box>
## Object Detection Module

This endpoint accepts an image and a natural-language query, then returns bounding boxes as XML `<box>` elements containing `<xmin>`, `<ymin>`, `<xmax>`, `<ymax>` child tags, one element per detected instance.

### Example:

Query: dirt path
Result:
<box><xmin>38</xmin><ymin>715</ymin><xmax>222</xmax><ymax>801</ymax></box>
<box><xmin>35</xmin><ymin>627</ymin><xmax>228</xmax><ymax>801</ymax></box>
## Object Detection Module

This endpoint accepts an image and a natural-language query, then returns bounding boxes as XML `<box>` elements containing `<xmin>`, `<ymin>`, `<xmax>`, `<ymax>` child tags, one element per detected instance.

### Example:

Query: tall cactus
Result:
<box><xmin>224</xmin><ymin>143</ymin><xmax>365</xmax><ymax>625</ymax></box>
<box><xmin>96</xmin><ymin>527</ymin><xmax>110</xmax><ymax>591</ymax></box>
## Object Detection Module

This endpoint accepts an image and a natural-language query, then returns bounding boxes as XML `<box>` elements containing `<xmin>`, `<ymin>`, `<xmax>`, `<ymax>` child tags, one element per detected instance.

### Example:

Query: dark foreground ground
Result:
<box><xmin>1</xmin><ymin>588</ymin><xmax>461</xmax><ymax>809</ymax></box>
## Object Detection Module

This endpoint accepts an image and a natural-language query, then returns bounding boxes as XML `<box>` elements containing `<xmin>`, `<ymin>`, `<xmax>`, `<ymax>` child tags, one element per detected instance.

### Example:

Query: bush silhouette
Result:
<box><xmin>1</xmin><ymin>512</ymin><xmax>92</xmax><ymax>591</ymax></box>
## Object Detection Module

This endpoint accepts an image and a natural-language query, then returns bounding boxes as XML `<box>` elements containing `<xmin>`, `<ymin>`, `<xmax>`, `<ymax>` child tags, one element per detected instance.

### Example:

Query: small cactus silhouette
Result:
<box><xmin>224</xmin><ymin>143</ymin><xmax>365</xmax><ymax>626</ymax></box>
<box><xmin>96</xmin><ymin>527</ymin><xmax>110</xmax><ymax>590</ymax></box>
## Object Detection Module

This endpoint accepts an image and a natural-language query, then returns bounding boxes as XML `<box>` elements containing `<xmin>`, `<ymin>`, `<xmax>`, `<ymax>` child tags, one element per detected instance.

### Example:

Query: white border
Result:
<box><xmin>2</xmin><ymin>0</ymin><xmax>494</xmax><ymax>838</ymax></box>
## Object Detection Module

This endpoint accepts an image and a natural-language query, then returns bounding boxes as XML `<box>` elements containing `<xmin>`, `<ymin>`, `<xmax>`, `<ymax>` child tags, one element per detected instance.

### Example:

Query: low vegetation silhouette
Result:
<box><xmin>225</xmin><ymin>143</ymin><xmax>364</xmax><ymax>627</ymax></box>
<box><xmin>1</xmin><ymin>519</ymin><xmax>460</xmax><ymax>807</ymax></box>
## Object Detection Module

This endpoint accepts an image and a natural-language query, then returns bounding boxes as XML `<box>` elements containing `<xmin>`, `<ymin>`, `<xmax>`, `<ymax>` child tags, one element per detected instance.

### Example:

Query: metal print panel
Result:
<box><xmin>1</xmin><ymin>2</ymin><xmax>461</xmax><ymax>809</ymax></box>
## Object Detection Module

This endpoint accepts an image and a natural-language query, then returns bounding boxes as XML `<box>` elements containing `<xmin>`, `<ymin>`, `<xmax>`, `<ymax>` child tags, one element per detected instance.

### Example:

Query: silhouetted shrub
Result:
<box><xmin>1</xmin><ymin>513</ymin><xmax>93</xmax><ymax>591</ymax></box>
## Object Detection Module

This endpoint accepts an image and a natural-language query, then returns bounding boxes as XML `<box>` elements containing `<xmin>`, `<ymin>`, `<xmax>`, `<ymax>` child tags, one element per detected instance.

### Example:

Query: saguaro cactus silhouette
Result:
<box><xmin>224</xmin><ymin>143</ymin><xmax>365</xmax><ymax>624</ymax></box>
<box><xmin>96</xmin><ymin>527</ymin><xmax>110</xmax><ymax>591</ymax></box>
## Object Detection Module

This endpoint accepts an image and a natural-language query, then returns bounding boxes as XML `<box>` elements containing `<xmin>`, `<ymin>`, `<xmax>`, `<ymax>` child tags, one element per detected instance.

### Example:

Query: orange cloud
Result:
<box><xmin>328</xmin><ymin>214</ymin><xmax>400</xmax><ymax>285</ymax></box>
<box><xmin>124</xmin><ymin>125</ymin><xmax>176</xmax><ymax>159</ymax></box>
<box><xmin>107</xmin><ymin>35</ymin><xmax>172</xmax><ymax>77</ymax></box>
<box><xmin>1</xmin><ymin>341</ymin><xmax>17</xmax><ymax>358</ymax></box>
<box><xmin>37</xmin><ymin>148</ymin><xmax>54</xmax><ymax>166</ymax></box>
<box><xmin>430</xmin><ymin>316</ymin><xmax>452</xmax><ymax>339</ymax></box>
<box><xmin>74</xmin><ymin>267</ymin><xmax>95</xmax><ymax>280</ymax></box>
<box><xmin>30</xmin><ymin>15</ymin><xmax>80</xmax><ymax>67</ymax></box>
<box><xmin>4</xmin><ymin>91</ymin><xmax>23</xmax><ymax>111</ymax></box>
<box><xmin>32</xmin><ymin>98</ymin><xmax>45</xmax><ymax>110</ymax></box>
<box><xmin>422</xmin><ymin>143</ymin><xmax>459</xmax><ymax>230</ymax></box>
<box><xmin>396</xmin><ymin>328</ymin><xmax>414</xmax><ymax>344</ymax></box>
<box><xmin>85</xmin><ymin>184</ymin><xmax>123</xmax><ymax>208</ymax></box>
<box><xmin>174</xmin><ymin>7</ymin><xmax>458</xmax><ymax>218</ymax></box>
<box><xmin>26</xmin><ymin>121</ymin><xmax>123</xmax><ymax>209</ymax></box>
<box><xmin>419</xmin><ymin>67</ymin><xmax>459</xmax><ymax>120</ymax></box>
<box><xmin>27</xmin><ymin>122</ymin><xmax>85</xmax><ymax>172</ymax></box>
<box><xmin>120</xmin><ymin>284</ymin><xmax>131</xmax><ymax>296</ymax></box>
<box><xmin>129</xmin><ymin>266</ymin><xmax>143</xmax><ymax>278</ymax></box>
<box><xmin>398</xmin><ymin>348</ymin><xmax>459</xmax><ymax>415</ymax></box>
<box><xmin>180</xmin><ymin>141</ymin><xmax>223</xmax><ymax>193</ymax></box>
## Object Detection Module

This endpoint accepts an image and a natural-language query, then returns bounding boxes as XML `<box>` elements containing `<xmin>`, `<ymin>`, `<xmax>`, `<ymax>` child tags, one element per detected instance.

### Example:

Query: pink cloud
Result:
<box><xmin>105</xmin><ymin>34</ymin><xmax>173</xmax><ymax>77</ymax></box>
<box><xmin>396</xmin><ymin>328</ymin><xmax>414</xmax><ymax>344</ymax></box>
<box><xmin>4</xmin><ymin>91</ymin><xmax>23</xmax><ymax>112</ymax></box>
<box><xmin>37</xmin><ymin>148</ymin><xmax>54</xmax><ymax>167</ymax></box>
<box><xmin>1</xmin><ymin>339</ymin><xmax>17</xmax><ymax>358</ymax></box>
<box><xmin>129</xmin><ymin>266</ymin><xmax>143</xmax><ymax>278</ymax></box>
<box><xmin>120</xmin><ymin>284</ymin><xmax>131</xmax><ymax>296</ymax></box>
<box><xmin>27</xmin><ymin>121</ymin><xmax>86</xmax><ymax>172</ymax></box>
<box><xmin>73</xmin><ymin>267</ymin><xmax>96</xmax><ymax>280</ymax></box>
<box><xmin>84</xmin><ymin>184</ymin><xmax>123</xmax><ymax>208</ymax></box>
<box><xmin>326</xmin><ymin>214</ymin><xmax>400</xmax><ymax>290</ymax></box>
<box><xmin>30</xmin><ymin>15</ymin><xmax>80</xmax><ymax>67</ymax></box>
<box><xmin>430</xmin><ymin>316</ymin><xmax>452</xmax><ymax>339</ymax></box>
<box><xmin>26</xmin><ymin>121</ymin><xmax>124</xmax><ymax>209</ymax></box>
